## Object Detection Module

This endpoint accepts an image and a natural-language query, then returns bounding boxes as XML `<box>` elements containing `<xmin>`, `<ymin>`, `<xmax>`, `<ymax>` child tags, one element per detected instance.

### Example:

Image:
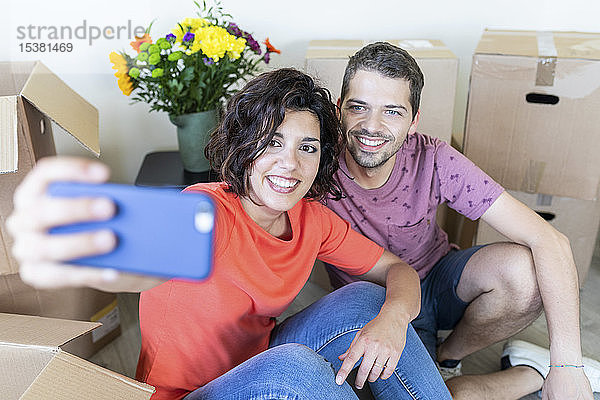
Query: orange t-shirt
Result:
<box><xmin>135</xmin><ymin>183</ymin><xmax>384</xmax><ymax>399</ymax></box>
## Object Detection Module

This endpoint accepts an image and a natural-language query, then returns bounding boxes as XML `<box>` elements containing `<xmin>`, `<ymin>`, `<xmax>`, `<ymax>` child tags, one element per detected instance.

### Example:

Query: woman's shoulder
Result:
<box><xmin>183</xmin><ymin>182</ymin><xmax>238</xmax><ymax>213</ymax></box>
<box><xmin>295</xmin><ymin>197</ymin><xmax>345</xmax><ymax>227</ymax></box>
<box><xmin>184</xmin><ymin>182</ymin><xmax>228</xmax><ymax>198</ymax></box>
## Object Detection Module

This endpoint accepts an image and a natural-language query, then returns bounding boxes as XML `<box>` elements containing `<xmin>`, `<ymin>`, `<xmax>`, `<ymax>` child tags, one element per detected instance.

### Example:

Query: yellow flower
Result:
<box><xmin>171</xmin><ymin>24</ymin><xmax>187</xmax><ymax>43</ymax></box>
<box><xmin>109</xmin><ymin>51</ymin><xmax>128</xmax><ymax>74</ymax></box>
<box><xmin>109</xmin><ymin>52</ymin><xmax>133</xmax><ymax>96</ymax></box>
<box><xmin>172</xmin><ymin>18</ymin><xmax>208</xmax><ymax>42</ymax></box>
<box><xmin>189</xmin><ymin>25</ymin><xmax>246</xmax><ymax>61</ymax></box>
<box><xmin>116</xmin><ymin>73</ymin><xmax>134</xmax><ymax>96</ymax></box>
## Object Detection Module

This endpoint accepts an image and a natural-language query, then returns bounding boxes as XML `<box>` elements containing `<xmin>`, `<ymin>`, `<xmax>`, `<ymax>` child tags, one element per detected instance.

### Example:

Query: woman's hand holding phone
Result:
<box><xmin>6</xmin><ymin>156</ymin><xmax>166</xmax><ymax>292</ymax></box>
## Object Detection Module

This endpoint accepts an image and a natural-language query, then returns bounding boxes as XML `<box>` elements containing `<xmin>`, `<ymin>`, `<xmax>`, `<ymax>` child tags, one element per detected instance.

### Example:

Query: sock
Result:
<box><xmin>500</xmin><ymin>355</ymin><xmax>545</xmax><ymax>379</ymax></box>
<box><xmin>438</xmin><ymin>359</ymin><xmax>461</xmax><ymax>368</ymax></box>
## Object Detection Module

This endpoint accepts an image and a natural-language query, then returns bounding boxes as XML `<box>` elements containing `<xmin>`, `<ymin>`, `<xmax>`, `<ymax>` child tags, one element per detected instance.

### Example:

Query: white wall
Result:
<box><xmin>4</xmin><ymin>0</ymin><xmax>599</xmax><ymax>183</ymax></box>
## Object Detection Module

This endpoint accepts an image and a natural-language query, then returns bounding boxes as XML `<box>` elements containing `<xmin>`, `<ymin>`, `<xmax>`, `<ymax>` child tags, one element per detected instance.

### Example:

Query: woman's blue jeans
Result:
<box><xmin>184</xmin><ymin>281</ymin><xmax>451</xmax><ymax>399</ymax></box>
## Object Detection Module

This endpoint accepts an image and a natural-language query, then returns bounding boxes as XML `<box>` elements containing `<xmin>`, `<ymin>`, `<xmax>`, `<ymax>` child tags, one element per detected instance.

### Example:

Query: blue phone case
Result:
<box><xmin>48</xmin><ymin>182</ymin><xmax>215</xmax><ymax>281</ymax></box>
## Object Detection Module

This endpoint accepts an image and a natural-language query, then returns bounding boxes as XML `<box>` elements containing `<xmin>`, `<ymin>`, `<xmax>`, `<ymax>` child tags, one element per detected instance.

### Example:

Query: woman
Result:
<box><xmin>7</xmin><ymin>69</ymin><xmax>451</xmax><ymax>399</ymax></box>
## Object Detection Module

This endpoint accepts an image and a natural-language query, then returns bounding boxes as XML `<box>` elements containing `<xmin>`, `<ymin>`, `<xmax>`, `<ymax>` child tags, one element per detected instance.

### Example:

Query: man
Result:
<box><xmin>324</xmin><ymin>42</ymin><xmax>598</xmax><ymax>399</ymax></box>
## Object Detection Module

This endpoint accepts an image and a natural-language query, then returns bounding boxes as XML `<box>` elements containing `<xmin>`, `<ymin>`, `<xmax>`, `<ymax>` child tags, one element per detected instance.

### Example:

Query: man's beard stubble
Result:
<box><xmin>345</xmin><ymin>128</ymin><xmax>406</xmax><ymax>169</ymax></box>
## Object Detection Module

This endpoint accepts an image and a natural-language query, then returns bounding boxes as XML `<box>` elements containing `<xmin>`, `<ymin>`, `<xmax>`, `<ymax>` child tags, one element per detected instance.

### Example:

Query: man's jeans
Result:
<box><xmin>185</xmin><ymin>281</ymin><xmax>451</xmax><ymax>399</ymax></box>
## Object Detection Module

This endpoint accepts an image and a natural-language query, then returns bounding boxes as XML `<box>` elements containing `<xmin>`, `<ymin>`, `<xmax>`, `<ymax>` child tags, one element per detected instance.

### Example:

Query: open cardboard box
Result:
<box><xmin>1</xmin><ymin>60</ymin><xmax>99</xmax><ymax>276</ymax></box>
<box><xmin>0</xmin><ymin>61</ymin><xmax>120</xmax><ymax>358</ymax></box>
<box><xmin>0</xmin><ymin>313</ymin><xmax>154</xmax><ymax>400</ymax></box>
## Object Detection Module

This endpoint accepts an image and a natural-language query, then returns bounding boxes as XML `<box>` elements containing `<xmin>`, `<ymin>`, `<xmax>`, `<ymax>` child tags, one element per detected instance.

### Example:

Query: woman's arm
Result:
<box><xmin>6</xmin><ymin>156</ymin><xmax>167</xmax><ymax>293</ymax></box>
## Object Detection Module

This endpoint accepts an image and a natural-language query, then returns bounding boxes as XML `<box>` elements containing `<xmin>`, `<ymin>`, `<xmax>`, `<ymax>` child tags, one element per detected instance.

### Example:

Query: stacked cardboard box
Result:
<box><xmin>305</xmin><ymin>39</ymin><xmax>458</xmax><ymax>143</ymax></box>
<box><xmin>0</xmin><ymin>61</ymin><xmax>121</xmax><ymax>357</ymax></box>
<box><xmin>476</xmin><ymin>190</ymin><xmax>600</xmax><ymax>284</ymax></box>
<box><xmin>464</xmin><ymin>29</ymin><xmax>600</xmax><ymax>283</ymax></box>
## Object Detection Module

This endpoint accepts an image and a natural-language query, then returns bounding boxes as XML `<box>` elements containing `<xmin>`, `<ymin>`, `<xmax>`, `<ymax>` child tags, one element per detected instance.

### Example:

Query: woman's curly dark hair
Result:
<box><xmin>206</xmin><ymin>68</ymin><xmax>345</xmax><ymax>201</ymax></box>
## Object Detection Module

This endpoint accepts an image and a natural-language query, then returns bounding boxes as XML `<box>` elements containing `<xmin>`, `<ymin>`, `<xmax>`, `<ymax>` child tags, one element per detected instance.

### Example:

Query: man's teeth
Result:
<box><xmin>268</xmin><ymin>176</ymin><xmax>298</xmax><ymax>188</ymax></box>
<box><xmin>357</xmin><ymin>137</ymin><xmax>385</xmax><ymax>146</ymax></box>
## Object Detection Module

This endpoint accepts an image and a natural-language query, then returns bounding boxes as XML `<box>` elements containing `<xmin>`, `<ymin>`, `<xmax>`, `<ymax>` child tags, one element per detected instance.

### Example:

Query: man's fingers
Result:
<box><xmin>335</xmin><ymin>340</ymin><xmax>364</xmax><ymax>385</ymax></box>
<box><xmin>335</xmin><ymin>351</ymin><xmax>360</xmax><ymax>385</ymax></box>
<box><xmin>368</xmin><ymin>357</ymin><xmax>391</xmax><ymax>382</ymax></box>
<box><xmin>380</xmin><ymin>355</ymin><xmax>399</xmax><ymax>380</ymax></box>
<box><xmin>354</xmin><ymin>350</ymin><xmax>379</xmax><ymax>389</ymax></box>
<box><xmin>366</xmin><ymin>359</ymin><xmax>384</xmax><ymax>383</ymax></box>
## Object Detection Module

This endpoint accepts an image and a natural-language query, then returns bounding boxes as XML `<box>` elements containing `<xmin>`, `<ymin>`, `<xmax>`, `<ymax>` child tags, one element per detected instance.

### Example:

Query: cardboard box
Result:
<box><xmin>0</xmin><ymin>313</ymin><xmax>154</xmax><ymax>400</ymax></box>
<box><xmin>0</xmin><ymin>61</ymin><xmax>118</xmax><ymax>358</ymax></box>
<box><xmin>1</xmin><ymin>60</ymin><xmax>99</xmax><ymax>275</ymax></box>
<box><xmin>0</xmin><ymin>273</ymin><xmax>122</xmax><ymax>359</ymax></box>
<box><xmin>464</xmin><ymin>30</ymin><xmax>600</xmax><ymax>200</ymax></box>
<box><xmin>475</xmin><ymin>190</ymin><xmax>600</xmax><ymax>284</ymax></box>
<box><xmin>305</xmin><ymin>39</ymin><xmax>458</xmax><ymax>143</ymax></box>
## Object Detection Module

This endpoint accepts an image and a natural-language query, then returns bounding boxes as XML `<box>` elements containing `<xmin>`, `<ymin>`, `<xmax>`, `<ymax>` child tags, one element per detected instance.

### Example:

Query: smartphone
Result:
<box><xmin>48</xmin><ymin>182</ymin><xmax>215</xmax><ymax>280</ymax></box>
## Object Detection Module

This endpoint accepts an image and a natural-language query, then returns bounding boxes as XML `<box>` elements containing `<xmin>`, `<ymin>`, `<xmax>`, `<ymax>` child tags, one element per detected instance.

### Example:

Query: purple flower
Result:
<box><xmin>246</xmin><ymin>35</ymin><xmax>261</xmax><ymax>54</ymax></box>
<box><xmin>166</xmin><ymin>33</ymin><xmax>176</xmax><ymax>43</ymax></box>
<box><xmin>227</xmin><ymin>23</ymin><xmax>243</xmax><ymax>37</ymax></box>
<box><xmin>203</xmin><ymin>57</ymin><xmax>214</xmax><ymax>65</ymax></box>
<box><xmin>227</xmin><ymin>23</ymin><xmax>261</xmax><ymax>55</ymax></box>
<box><xmin>263</xmin><ymin>52</ymin><xmax>270</xmax><ymax>64</ymax></box>
<box><xmin>183</xmin><ymin>32</ymin><xmax>195</xmax><ymax>42</ymax></box>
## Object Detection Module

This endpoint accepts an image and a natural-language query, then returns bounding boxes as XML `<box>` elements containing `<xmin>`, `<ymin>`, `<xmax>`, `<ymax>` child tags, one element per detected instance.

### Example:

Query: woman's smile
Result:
<box><xmin>266</xmin><ymin>175</ymin><xmax>301</xmax><ymax>193</ymax></box>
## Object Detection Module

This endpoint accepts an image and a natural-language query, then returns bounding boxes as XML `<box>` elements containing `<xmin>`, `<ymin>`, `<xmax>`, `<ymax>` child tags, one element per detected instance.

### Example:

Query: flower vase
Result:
<box><xmin>169</xmin><ymin>110</ymin><xmax>218</xmax><ymax>173</ymax></box>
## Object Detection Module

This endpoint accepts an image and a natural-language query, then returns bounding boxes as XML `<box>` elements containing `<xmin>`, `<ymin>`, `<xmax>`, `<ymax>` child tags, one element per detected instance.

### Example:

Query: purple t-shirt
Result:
<box><xmin>325</xmin><ymin>132</ymin><xmax>504</xmax><ymax>281</ymax></box>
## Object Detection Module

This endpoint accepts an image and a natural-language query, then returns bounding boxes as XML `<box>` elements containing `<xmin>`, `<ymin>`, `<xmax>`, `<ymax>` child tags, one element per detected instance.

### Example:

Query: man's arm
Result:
<box><xmin>335</xmin><ymin>249</ymin><xmax>420</xmax><ymax>389</ymax></box>
<box><xmin>481</xmin><ymin>191</ymin><xmax>592</xmax><ymax>398</ymax></box>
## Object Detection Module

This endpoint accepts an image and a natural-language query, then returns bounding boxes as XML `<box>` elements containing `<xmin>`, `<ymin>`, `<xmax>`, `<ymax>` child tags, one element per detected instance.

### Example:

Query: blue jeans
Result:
<box><xmin>185</xmin><ymin>281</ymin><xmax>451</xmax><ymax>399</ymax></box>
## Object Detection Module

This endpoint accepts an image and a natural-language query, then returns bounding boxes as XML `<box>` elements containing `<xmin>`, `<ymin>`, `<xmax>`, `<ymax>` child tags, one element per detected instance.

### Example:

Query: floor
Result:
<box><xmin>89</xmin><ymin>245</ymin><xmax>600</xmax><ymax>399</ymax></box>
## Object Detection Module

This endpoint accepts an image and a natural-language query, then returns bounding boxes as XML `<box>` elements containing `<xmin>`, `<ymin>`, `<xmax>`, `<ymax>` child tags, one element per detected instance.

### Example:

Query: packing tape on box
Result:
<box><xmin>531</xmin><ymin>34</ymin><xmax>600</xmax><ymax>99</ymax></box>
<box><xmin>90</xmin><ymin>299</ymin><xmax>120</xmax><ymax>343</ymax></box>
<box><xmin>536</xmin><ymin>32</ymin><xmax>557</xmax><ymax>86</ymax></box>
<box><xmin>550</xmin><ymin>61</ymin><xmax>600</xmax><ymax>99</ymax></box>
<box><xmin>0</xmin><ymin>96</ymin><xmax>18</xmax><ymax>174</ymax></box>
<box><xmin>520</xmin><ymin>159</ymin><xmax>546</xmax><ymax>193</ymax></box>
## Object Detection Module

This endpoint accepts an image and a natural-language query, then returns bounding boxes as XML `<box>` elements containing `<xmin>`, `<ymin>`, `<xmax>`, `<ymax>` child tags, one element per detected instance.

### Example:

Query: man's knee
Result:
<box><xmin>496</xmin><ymin>243</ymin><xmax>542</xmax><ymax>315</ymax></box>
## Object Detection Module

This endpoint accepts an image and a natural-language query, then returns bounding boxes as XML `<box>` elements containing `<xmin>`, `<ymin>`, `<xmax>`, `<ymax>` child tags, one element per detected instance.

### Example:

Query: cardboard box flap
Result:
<box><xmin>307</xmin><ymin>39</ymin><xmax>456</xmax><ymax>59</ymax></box>
<box><xmin>0</xmin><ymin>345</ymin><xmax>56</xmax><ymax>400</ymax></box>
<box><xmin>0</xmin><ymin>313</ymin><xmax>100</xmax><ymax>348</ymax></box>
<box><xmin>0</xmin><ymin>96</ymin><xmax>18</xmax><ymax>173</ymax></box>
<box><xmin>476</xmin><ymin>29</ymin><xmax>600</xmax><ymax>60</ymax></box>
<box><xmin>20</xmin><ymin>62</ymin><xmax>99</xmax><ymax>156</ymax></box>
<box><xmin>0</xmin><ymin>62</ymin><xmax>37</xmax><ymax>97</ymax></box>
<box><xmin>22</xmin><ymin>351</ymin><xmax>155</xmax><ymax>400</ymax></box>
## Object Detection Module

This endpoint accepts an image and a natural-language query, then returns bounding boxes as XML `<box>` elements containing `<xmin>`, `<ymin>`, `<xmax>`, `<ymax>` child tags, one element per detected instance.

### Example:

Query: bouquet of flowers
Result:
<box><xmin>109</xmin><ymin>1</ymin><xmax>279</xmax><ymax>116</ymax></box>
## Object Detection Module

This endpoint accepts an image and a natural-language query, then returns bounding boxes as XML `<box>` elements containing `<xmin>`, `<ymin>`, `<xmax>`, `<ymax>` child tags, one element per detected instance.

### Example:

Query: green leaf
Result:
<box><xmin>181</xmin><ymin>67</ymin><xmax>195</xmax><ymax>82</ymax></box>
